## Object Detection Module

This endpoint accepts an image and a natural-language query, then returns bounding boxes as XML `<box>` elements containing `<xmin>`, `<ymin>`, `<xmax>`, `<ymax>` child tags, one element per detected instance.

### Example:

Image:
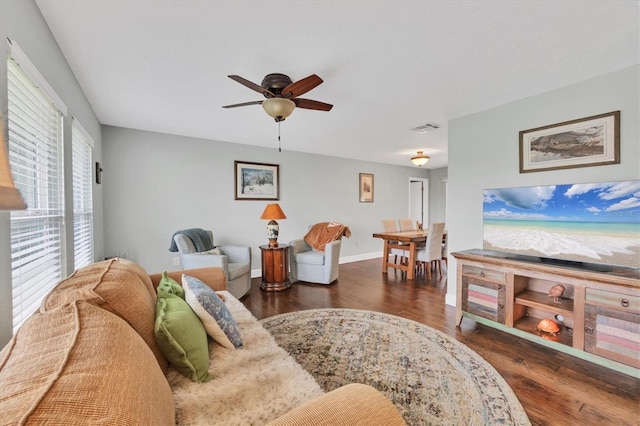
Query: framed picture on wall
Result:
<box><xmin>234</xmin><ymin>161</ymin><xmax>279</xmax><ymax>200</ymax></box>
<box><xmin>359</xmin><ymin>173</ymin><xmax>374</xmax><ymax>203</ymax></box>
<box><xmin>519</xmin><ymin>111</ymin><xmax>620</xmax><ymax>173</ymax></box>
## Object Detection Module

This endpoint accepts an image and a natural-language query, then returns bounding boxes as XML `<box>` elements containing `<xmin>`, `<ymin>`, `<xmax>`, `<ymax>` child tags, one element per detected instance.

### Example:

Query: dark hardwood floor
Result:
<box><xmin>240</xmin><ymin>258</ymin><xmax>639</xmax><ymax>426</ymax></box>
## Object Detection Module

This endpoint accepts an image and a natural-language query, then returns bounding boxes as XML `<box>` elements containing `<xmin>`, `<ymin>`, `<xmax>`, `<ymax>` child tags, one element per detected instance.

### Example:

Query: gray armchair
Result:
<box><xmin>289</xmin><ymin>239</ymin><xmax>341</xmax><ymax>285</ymax></box>
<box><xmin>173</xmin><ymin>230</ymin><xmax>252</xmax><ymax>299</ymax></box>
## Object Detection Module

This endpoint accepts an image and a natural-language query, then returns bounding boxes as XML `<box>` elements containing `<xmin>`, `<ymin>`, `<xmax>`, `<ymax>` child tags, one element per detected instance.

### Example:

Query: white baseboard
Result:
<box><xmin>445</xmin><ymin>292</ymin><xmax>457</xmax><ymax>307</ymax></box>
<box><xmin>339</xmin><ymin>252</ymin><xmax>382</xmax><ymax>263</ymax></box>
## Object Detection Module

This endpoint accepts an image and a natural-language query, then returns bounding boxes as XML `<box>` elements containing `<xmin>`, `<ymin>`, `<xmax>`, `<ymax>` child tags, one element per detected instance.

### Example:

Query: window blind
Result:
<box><xmin>72</xmin><ymin>120</ymin><xmax>94</xmax><ymax>269</ymax></box>
<box><xmin>8</xmin><ymin>50</ymin><xmax>65</xmax><ymax>332</ymax></box>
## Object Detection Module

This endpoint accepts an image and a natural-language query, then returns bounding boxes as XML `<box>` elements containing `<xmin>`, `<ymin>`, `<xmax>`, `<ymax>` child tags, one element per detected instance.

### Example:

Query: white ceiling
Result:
<box><xmin>35</xmin><ymin>1</ymin><xmax>639</xmax><ymax>168</ymax></box>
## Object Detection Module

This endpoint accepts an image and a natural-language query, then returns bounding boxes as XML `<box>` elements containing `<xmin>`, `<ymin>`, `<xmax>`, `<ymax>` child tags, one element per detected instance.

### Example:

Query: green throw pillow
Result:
<box><xmin>154</xmin><ymin>291</ymin><xmax>211</xmax><ymax>383</ymax></box>
<box><xmin>158</xmin><ymin>271</ymin><xmax>185</xmax><ymax>299</ymax></box>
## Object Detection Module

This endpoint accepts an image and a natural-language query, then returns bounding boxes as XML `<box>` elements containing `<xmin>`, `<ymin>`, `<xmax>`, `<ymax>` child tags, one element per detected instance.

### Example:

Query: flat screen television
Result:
<box><xmin>483</xmin><ymin>179</ymin><xmax>640</xmax><ymax>270</ymax></box>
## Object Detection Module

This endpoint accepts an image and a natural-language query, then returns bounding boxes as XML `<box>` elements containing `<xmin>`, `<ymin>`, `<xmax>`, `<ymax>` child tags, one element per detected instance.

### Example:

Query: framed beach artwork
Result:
<box><xmin>359</xmin><ymin>173</ymin><xmax>374</xmax><ymax>203</ymax></box>
<box><xmin>519</xmin><ymin>111</ymin><xmax>620</xmax><ymax>173</ymax></box>
<box><xmin>234</xmin><ymin>161</ymin><xmax>279</xmax><ymax>200</ymax></box>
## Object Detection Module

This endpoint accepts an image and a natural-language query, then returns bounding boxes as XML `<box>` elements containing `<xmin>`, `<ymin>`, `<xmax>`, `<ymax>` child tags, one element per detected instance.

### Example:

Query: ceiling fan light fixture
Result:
<box><xmin>411</xmin><ymin>151</ymin><xmax>430</xmax><ymax>167</ymax></box>
<box><xmin>262</xmin><ymin>98</ymin><xmax>295</xmax><ymax>122</ymax></box>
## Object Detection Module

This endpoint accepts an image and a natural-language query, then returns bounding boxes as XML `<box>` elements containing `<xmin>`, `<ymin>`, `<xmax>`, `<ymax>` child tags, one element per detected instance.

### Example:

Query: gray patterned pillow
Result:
<box><xmin>182</xmin><ymin>274</ymin><xmax>242</xmax><ymax>349</ymax></box>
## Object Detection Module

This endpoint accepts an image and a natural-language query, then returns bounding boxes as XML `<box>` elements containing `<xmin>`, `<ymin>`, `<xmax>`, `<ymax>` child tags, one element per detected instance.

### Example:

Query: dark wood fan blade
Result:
<box><xmin>281</xmin><ymin>74</ymin><xmax>323</xmax><ymax>98</ymax></box>
<box><xmin>294</xmin><ymin>98</ymin><xmax>333</xmax><ymax>111</ymax></box>
<box><xmin>222</xmin><ymin>100</ymin><xmax>263</xmax><ymax>108</ymax></box>
<box><xmin>228</xmin><ymin>75</ymin><xmax>274</xmax><ymax>97</ymax></box>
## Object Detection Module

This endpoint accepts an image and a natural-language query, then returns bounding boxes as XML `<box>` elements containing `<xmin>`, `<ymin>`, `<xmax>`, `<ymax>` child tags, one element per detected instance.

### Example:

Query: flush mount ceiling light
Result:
<box><xmin>261</xmin><ymin>98</ymin><xmax>296</xmax><ymax>122</ymax></box>
<box><xmin>411</xmin><ymin>151</ymin><xmax>430</xmax><ymax>167</ymax></box>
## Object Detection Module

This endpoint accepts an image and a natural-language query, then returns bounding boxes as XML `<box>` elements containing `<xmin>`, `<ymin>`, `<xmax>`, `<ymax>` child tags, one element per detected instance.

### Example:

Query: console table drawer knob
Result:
<box><xmin>586</xmin><ymin>288</ymin><xmax>639</xmax><ymax>311</ymax></box>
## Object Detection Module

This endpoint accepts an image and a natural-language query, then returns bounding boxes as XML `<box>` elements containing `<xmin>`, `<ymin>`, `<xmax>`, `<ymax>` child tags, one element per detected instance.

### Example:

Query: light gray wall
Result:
<box><xmin>446</xmin><ymin>65</ymin><xmax>640</xmax><ymax>306</ymax></box>
<box><xmin>429</xmin><ymin>167</ymin><xmax>448</xmax><ymax>223</ymax></box>
<box><xmin>102</xmin><ymin>126</ymin><xmax>430</xmax><ymax>275</ymax></box>
<box><xmin>0</xmin><ymin>0</ymin><xmax>103</xmax><ymax>347</ymax></box>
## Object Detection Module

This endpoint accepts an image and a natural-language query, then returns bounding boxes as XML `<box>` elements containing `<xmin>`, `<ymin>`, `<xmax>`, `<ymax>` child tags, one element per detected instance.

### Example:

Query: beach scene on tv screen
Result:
<box><xmin>483</xmin><ymin>180</ymin><xmax>640</xmax><ymax>269</ymax></box>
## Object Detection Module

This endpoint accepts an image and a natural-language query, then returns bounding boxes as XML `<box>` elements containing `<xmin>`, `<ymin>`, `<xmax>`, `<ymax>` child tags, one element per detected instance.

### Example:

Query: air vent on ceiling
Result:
<box><xmin>411</xmin><ymin>122</ymin><xmax>441</xmax><ymax>133</ymax></box>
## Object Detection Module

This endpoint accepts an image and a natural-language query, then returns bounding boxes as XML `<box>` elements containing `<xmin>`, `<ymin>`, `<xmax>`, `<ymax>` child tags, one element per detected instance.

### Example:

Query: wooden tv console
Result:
<box><xmin>453</xmin><ymin>249</ymin><xmax>640</xmax><ymax>376</ymax></box>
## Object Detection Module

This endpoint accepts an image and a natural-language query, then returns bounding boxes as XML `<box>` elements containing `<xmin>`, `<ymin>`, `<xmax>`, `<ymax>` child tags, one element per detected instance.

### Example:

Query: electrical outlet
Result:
<box><xmin>173</xmin><ymin>256</ymin><xmax>180</xmax><ymax>266</ymax></box>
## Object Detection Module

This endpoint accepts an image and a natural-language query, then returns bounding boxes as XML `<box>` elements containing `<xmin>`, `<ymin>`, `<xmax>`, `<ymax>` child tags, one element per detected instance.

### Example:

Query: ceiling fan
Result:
<box><xmin>222</xmin><ymin>73</ymin><xmax>333</xmax><ymax>122</ymax></box>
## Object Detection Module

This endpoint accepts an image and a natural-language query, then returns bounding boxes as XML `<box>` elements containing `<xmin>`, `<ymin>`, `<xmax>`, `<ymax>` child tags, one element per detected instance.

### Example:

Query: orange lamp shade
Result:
<box><xmin>260</xmin><ymin>203</ymin><xmax>287</xmax><ymax>220</ymax></box>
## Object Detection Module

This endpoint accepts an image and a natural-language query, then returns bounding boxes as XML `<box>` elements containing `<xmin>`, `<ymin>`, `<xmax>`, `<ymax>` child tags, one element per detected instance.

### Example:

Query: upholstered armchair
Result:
<box><xmin>173</xmin><ymin>230</ymin><xmax>252</xmax><ymax>299</ymax></box>
<box><xmin>288</xmin><ymin>222</ymin><xmax>350</xmax><ymax>285</ymax></box>
<box><xmin>289</xmin><ymin>238</ymin><xmax>342</xmax><ymax>285</ymax></box>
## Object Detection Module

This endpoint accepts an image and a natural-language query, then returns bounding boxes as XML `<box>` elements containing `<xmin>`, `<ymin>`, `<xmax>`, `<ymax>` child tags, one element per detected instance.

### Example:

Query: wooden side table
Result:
<box><xmin>259</xmin><ymin>244</ymin><xmax>291</xmax><ymax>291</ymax></box>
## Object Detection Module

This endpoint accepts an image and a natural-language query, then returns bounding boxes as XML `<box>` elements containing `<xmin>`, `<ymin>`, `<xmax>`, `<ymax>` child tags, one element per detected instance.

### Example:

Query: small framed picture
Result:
<box><xmin>359</xmin><ymin>173</ymin><xmax>374</xmax><ymax>203</ymax></box>
<box><xmin>519</xmin><ymin>111</ymin><xmax>620</xmax><ymax>173</ymax></box>
<box><xmin>234</xmin><ymin>161</ymin><xmax>279</xmax><ymax>200</ymax></box>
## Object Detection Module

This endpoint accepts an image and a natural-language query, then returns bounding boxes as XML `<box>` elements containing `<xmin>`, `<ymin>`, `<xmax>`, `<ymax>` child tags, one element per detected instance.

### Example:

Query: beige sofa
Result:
<box><xmin>0</xmin><ymin>258</ymin><xmax>405</xmax><ymax>425</ymax></box>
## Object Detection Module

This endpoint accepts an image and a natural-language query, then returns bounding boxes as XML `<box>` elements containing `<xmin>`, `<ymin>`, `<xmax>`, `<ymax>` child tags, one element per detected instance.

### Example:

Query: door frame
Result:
<box><xmin>408</xmin><ymin>177</ymin><xmax>428</xmax><ymax>228</ymax></box>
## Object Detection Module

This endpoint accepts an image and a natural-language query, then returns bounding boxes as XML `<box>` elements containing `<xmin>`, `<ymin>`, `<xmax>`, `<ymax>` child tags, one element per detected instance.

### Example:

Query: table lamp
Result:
<box><xmin>260</xmin><ymin>203</ymin><xmax>286</xmax><ymax>247</ymax></box>
<box><xmin>0</xmin><ymin>116</ymin><xmax>27</xmax><ymax>210</ymax></box>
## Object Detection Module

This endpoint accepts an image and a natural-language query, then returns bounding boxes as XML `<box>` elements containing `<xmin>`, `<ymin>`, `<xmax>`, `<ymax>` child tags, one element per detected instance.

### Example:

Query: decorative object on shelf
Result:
<box><xmin>234</xmin><ymin>161</ymin><xmax>279</xmax><ymax>200</ymax></box>
<box><xmin>554</xmin><ymin>314</ymin><xmax>573</xmax><ymax>332</ymax></box>
<box><xmin>260</xmin><ymin>203</ymin><xmax>287</xmax><ymax>247</ymax></box>
<box><xmin>548</xmin><ymin>284</ymin><xmax>566</xmax><ymax>304</ymax></box>
<box><xmin>0</xmin><ymin>116</ymin><xmax>27</xmax><ymax>210</ymax></box>
<box><xmin>359</xmin><ymin>173</ymin><xmax>374</xmax><ymax>203</ymax></box>
<box><xmin>411</xmin><ymin>151</ymin><xmax>430</xmax><ymax>167</ymax></box>
<box><xmin>536</xmin><ymin>319</ymin><xmax>560</xmax><ymax>336</ymax></box>
<box><xmin>519</xmin><ymin>110</ymin><xmax>620</xmax><ymax>173</ymax></box>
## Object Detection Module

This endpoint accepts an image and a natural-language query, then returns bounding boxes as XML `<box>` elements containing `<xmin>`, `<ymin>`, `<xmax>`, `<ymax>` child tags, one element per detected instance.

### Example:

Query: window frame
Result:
<box><xmin>7</xmin><ymin>40</ymin><xmax>67</xmax><ymax>331</ymax></box>
<box><xmin>72</xmin><ymin>119</ymin><xmax>94</xmax><ymax>269</ymax></box>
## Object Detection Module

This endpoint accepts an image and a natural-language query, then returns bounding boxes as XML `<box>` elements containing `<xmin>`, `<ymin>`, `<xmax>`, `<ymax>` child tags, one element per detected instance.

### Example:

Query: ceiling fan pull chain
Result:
<box><xmin>278</xmin><ymin>121</ymin><xmax>282</xmax><ymax>152</ymax></box>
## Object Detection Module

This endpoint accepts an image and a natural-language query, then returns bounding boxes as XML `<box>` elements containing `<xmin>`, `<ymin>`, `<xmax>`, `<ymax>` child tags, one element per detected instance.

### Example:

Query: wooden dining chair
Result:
<box><xmin>415</xmin><ymin>222</ymin><xmax>446</xmax><ymax>281</ymax></box>
<box><xmin>399</xmin><ymin>218</ymin><xmax>414</xmax><ymax>231</ymax></box>
<box><xmin>399</xmin><ymin>218</ymin><xmax>426</xmax><ymax>253</ymax></box>
<box><xmin>382</xmin><ymin>219</ymin><xmax>406</xmax><ymax>266</ymax></box>
<box><xmin>382</xmin><ymin>219</ymin><xmax>398</xmax><ymax>233</ymax></box>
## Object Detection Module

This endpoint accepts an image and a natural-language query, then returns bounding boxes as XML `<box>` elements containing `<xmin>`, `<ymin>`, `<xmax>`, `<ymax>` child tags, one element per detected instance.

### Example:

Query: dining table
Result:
<box><xmin>372</xmin><ymin>229</ymin><xmax>445</xmax><ymax>280</ymax></box>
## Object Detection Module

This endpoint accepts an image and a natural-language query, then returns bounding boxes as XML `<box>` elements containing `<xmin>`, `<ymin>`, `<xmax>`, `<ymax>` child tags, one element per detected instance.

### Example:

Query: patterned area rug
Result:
<box><xmin>261</xmin><ymin>309</ymin><xmax>530</xmax><ymax>426</ymax></box>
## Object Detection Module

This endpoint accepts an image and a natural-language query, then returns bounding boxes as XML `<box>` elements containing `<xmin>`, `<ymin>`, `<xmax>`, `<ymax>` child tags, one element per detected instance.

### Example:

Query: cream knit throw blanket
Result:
<box><xmin>168</xmin><ymin>292</ymin><xmax>323</xmax><ymax>425</ymax></box>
